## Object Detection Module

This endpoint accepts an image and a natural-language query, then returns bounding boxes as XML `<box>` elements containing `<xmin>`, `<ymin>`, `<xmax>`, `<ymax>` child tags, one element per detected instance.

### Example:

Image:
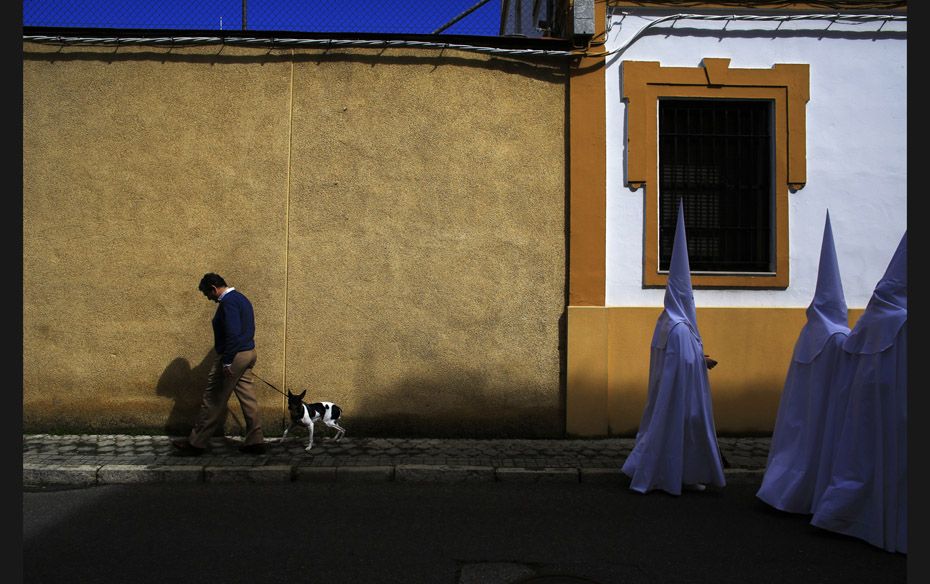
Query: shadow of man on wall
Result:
<box><xmin>156</xmin><ymin>350</ymin><xmax>236</xmax><ymax>437</ymax></box>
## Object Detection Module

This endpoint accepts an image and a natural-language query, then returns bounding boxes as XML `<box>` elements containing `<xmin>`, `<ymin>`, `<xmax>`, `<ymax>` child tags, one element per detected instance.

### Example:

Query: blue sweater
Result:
<box><xmin>212</xmin><ymin>289</ymin><xmax>256</xmax><ymax>365</ymax></box>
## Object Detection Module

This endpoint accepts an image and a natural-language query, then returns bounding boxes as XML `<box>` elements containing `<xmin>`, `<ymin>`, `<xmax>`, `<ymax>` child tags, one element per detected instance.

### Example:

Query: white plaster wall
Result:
<box><xmin>604</xmin><ymin>12</ymin><xmax>907</xmax><ymax>309</ymax></box>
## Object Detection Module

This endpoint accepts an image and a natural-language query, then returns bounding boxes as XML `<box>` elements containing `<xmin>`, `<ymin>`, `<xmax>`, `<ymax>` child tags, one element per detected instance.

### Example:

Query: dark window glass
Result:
<box><xmin>658</xmin><ymin>99</ymin><xmax>774</xmax><ymax>273</ymax></box>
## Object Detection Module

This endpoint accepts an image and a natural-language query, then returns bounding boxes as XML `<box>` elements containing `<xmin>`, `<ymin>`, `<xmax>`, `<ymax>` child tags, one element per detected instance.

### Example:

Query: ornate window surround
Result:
<box><xmin>622</xmin><ymin>58</ymin><xmax>809</xmax><ymax>288</ymax></box>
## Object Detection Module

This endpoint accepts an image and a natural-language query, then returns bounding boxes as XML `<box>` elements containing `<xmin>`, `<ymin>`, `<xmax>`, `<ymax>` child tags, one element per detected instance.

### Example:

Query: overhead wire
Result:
<box><xmin>22</xmin><ymin>34</ymin><xmax>579</xmax><ymax>57</ymax></box>
<box><xmin>22</xmin><ymin>7</ymin><xmax>906</xmax><ymax>60</ymax></box>
<box><xmin>592</xmin><ymin>11</ymin><xmax>906</xmax><ymax>59</ymax></box>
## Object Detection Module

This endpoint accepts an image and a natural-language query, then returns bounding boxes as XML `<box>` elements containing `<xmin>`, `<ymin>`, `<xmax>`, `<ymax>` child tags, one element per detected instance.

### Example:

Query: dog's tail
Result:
<box><xmin>331</xmin><ymin>404</ymin><xmax>342</xmax><ymax>421</ymax></box>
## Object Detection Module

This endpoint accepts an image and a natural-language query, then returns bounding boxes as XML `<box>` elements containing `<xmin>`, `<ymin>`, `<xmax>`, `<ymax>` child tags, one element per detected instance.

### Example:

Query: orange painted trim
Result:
<box><xmin>568</xmin><ymin>1</ymin><xmax>607</xmax><ymax>306</ymax></box>
<box><xmin>566</xmin><ymin>306</ymin><xmax>610</xmax><ymax>436</ymax></box>
<box><xmin>622</xmin><ymin>58</ymin><xmax>810</xmax><ymax>289</ymax></box>
<box><xmin>567</xmin><ymin>305</ymin><xmax>871</xmax><ymax>437</ymax></box>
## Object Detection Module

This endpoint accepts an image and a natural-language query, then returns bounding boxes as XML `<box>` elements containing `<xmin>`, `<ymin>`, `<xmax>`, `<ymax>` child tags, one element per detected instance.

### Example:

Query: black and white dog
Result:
<box><xmin>282</xmin><ymin>389</ymin><xmax>346</xmax><ymax>451</ymax></box>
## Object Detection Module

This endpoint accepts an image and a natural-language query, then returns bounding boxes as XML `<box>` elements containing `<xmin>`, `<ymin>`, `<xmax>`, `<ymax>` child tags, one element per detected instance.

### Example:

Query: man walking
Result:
<box><xmin>173</xmin><ymin>273</ymin><xmax>266</xmax><ymax>455</ymax></box>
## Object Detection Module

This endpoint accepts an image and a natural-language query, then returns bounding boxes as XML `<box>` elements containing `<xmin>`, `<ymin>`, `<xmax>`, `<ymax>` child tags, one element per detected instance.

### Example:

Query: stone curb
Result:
<box><xmin>24</xmin><ymin>463</ymin><xmax>100</xmax><ymax>487</ymax></box>
<box><xmin>21</xmin><ymin>464</ymin><xmax>766</xmax><ymax>487</ymax></box>
<box><xmin>205</xmin><ymin>465</ymin><xmax>293</xmax><ymax>483</ymax></box>
<box><xmin>495</xmin><ymin>467</ymin><xmax>579</xmax><ymax>482</ymax></box>
<box><xmin>295</xmin><ymin>466</ymin><xmax>337</xmax><ymax>482</ymax></box>
<box><xmin>98</xmin><ymin>464</ymin><xmax>204</xmax><ymax>484</ymax></box>
<box><xmin>395</xmin><ymin>464</ymin><xmax>496</xmax><ymax>482</ymax></box>
<box><xmin>337</xmin><ymin>465</ymin><xmax>395</xmax><ymax>482</ymax></box>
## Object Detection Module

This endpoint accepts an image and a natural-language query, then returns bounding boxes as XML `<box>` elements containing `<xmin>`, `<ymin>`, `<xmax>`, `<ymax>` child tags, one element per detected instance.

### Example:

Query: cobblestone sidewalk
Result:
<box><xmin>23</xmin><ymin>434</ymin><xmax>770</xmax><ymax>487</ymax></box>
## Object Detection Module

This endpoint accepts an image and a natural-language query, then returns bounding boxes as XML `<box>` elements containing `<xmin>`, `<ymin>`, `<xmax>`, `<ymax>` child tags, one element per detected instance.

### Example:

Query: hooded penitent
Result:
<box><xmin>811</xmin><ymin>232</ymin><xmax>907</xmax><ymax>554</ymax></box>
<box><xmin>620</xmin><ymin>200</ymin><xmax>725</xmax><ymax>495</ymax></box>
<box><xmin>757</xmin><ymin>210</ymin><xmax>850</xmax><ymax>514</ymax></box>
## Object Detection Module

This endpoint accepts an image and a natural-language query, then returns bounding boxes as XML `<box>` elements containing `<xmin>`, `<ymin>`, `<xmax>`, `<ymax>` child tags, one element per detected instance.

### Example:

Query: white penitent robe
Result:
<box><xmin>757</xmin><ymin>211</ymin><xmax>850</xmax><ymax>514</ymax></box>
<box><xmin>621</xmin><ymin>200</ymin><xmax>725</xmax><ymax>495</ymax></box>
<box><xmin>811</xmin><ymin>233</ymin><xmax>907</xmax><ymax>554</ymax></box>
<box><xmin>621</xmin><ymin>317</ymin><xmax>726</xmax><ymax>495</ymax></box>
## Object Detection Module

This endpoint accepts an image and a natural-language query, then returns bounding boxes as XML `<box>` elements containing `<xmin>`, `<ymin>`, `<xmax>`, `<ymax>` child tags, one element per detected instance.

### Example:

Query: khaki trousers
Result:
<box><xmin>188</xmin><ymin>349</ymin><xmax>264</xmax><ymax>448</ymax></box>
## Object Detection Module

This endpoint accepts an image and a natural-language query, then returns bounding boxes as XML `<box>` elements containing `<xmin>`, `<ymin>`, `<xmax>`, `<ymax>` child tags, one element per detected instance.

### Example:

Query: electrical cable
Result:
<box><xmin>594</xmin><ymin>11</ymin><xmax>906</xmax><ymax>59</ymax></box>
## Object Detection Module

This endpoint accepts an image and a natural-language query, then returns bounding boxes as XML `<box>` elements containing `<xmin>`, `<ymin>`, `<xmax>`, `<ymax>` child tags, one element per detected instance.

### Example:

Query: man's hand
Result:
<box><xmin>704</xmin><ymin>355</ymin><xmax>718</xmax><ymax>370</ymax></box>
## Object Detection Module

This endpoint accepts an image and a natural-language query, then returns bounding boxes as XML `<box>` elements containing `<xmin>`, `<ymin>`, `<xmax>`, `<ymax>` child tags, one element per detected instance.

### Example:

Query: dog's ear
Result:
<box><xmin>287</xmin><ymin>390</ymin><xmax>294</xmax><ymax>398</ymax></box>
<box><xmin>298</xmin><ymin>389</ymin><xmax>307</xmax><ymax>400</ymax></box>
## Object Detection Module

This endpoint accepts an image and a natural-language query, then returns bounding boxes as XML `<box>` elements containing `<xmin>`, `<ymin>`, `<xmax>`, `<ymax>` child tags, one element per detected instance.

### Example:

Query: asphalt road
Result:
<box><xmin>23</xmin><ymin>480</ymin><xmax>906</xmax><ymax>584</ymax></box>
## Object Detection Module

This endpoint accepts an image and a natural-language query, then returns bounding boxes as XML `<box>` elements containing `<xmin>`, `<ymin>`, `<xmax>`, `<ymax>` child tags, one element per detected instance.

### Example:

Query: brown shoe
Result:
<box><xmin>238</xmin><ymin>443</ymin><xmax>266</xmax><ymax>455</ymax></box>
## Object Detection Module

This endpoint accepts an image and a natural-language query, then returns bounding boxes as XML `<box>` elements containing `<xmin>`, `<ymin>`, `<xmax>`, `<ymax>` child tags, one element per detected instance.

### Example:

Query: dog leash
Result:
<box><xmin>250</xmin><ymin>371</ymin><xmax>289</xmax><ymax>397</ymax></box>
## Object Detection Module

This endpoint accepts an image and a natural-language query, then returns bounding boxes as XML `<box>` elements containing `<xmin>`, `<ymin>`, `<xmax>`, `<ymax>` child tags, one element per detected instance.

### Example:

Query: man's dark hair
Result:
<box><xmin>198</xmin><ymin>272</ymin><xmax>227</xmax><ymax>293</ymax></box>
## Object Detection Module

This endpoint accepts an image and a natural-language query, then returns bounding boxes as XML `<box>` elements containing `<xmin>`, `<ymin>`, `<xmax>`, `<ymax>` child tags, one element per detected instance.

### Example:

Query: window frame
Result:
<box><xmin>622</xmin><ymin>58</ymin><xmax>809</xmax><ymax>288</ymax></box>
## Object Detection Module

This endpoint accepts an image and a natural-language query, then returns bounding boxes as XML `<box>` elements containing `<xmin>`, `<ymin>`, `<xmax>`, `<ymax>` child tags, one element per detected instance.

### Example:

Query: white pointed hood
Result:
<box><xmin>793</xmin><ymin>211</ymin><xmax>850</xmax><ymax>363</ymax></box>
<box><xmin>652</xmin><ymin>200</ymin><xmax>701</xmax><ymax>348</ymax></box>
<box><xmin>843</xmin><ymin>232</ymin><xmax>907</xmax><ymax>354</ymax></box>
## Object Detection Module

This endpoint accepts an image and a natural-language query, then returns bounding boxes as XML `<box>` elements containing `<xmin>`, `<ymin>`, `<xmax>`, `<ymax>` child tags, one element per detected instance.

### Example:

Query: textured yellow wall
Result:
<box><xmin>567</xmin><ymin>306</ymin><xmax>865</xmax><ymax>436</ymax></box>
<box><xmin>23</xmin><ymin>43</ymin><xmax>567</xmax><ymax>437</ymax></box>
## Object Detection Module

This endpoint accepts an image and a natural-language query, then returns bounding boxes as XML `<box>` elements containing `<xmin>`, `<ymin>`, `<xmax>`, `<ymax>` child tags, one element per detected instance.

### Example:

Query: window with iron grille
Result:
<box><xmin>658</xmin><ymin>99</ymin><xmax>774</xmax><ymax>274</ymax></box>
<box><xmin>622</xmin><ymin>58</ymin><xmax>809</xmax><ymax>289</ymax></box>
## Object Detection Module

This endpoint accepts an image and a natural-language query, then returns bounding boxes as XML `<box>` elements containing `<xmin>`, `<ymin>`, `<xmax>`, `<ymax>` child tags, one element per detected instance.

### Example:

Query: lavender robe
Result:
<box><xmin>811</xmin><ymin>233</ymin><xmax>907</xmax><ymax>553</ymax></box>
<box><xmin>757</xmin><ymin>211</ymin><xmax>850</xmax><ymax>513</ymax></box>
<box><xmin>621</xmin><ymin>201</ymin><xmax>725</xmax><ymax>495</ymax></box>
